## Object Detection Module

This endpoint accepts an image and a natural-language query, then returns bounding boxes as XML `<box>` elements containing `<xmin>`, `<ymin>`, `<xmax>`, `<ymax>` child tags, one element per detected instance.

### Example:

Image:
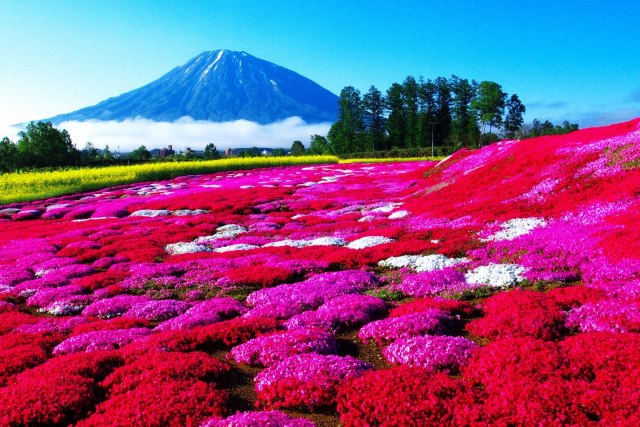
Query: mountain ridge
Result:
<box><xmin>46</xmin><ymin>49</ymin><xmax>339</xmax><ymax>125</ymax></box>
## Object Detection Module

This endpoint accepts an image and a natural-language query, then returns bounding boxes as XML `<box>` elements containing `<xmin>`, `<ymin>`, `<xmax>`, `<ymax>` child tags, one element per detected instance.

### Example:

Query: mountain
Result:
<box><xmin>47</xmin><ymin>50</ymin><xmax>339</xmax><ymax>125</ymax></box>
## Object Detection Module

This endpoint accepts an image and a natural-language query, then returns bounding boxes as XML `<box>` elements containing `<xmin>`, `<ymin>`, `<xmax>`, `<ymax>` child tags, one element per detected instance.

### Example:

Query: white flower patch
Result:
<box><xmin>265</xmin><ymin>237</ymin><xmax>347</xmax><ymax>248</ymax></box>
<box><xmin>264</xmin><ymin>239</ymin><xmax>310</xmax><ymax>248</ymax></box>
<box><xmin>194</xmin><ymin>224</ymin><xmax>247</xmax><ymax>242</ymax></box>
<box><xmin>369</xmin><ymin>203</ymin><xmax>403</xmax><ymax>214</ymax></box>
<box><xmin>465</xmin><ymin>263</ymin><xmax>526</xmax><ymax>288</ymax></box>
<box><xmin>414</xmin><ymin>255</ymin><xmax>468</xmax><ymax>272</ymax></box>
<box><xmin>378</xmin><ymin>254</ymin><xmax>467</xmax><ymax>271</ymax></box>
<box><xmin>308</xmin><ymin>237</ymin><xmax>347</xmax><ymax>246</ymax></box>
<box><xmin>358</xmin><ymin>215</ymin><xmax>377</xmax><ymax>222</ymax></box>
<box><xmin>45</xmin><ymin>203</ymin><xmax>72</xmax><ymax>211</ymax></box>
<box><xmin>297</xmin><ymin>181</ymin><xmax>317</xmax><ymax>187</ymax></box>
<box><xmin>378</xmin><ymin>255</ymin><xmax>421</xmax><ymax>269</ymax></box>
<box><xmin>40</xmin><ymin>301</ymin><xmax>86</xmax><ymax>316</ymax></box>
<box><xmin>347</xmin><ymin>236</ymin><xmax>394</xmax><ymax>249</ymax></box>
<box><xmin>165</xmin><ymin>242</ymin><xmax>213</xmax><ymax>255</ymax></box>
<box><xmin>214</xmin><ymin>244</ymin><xmax>259</xmax><ymax>253</ymax></box>
<box><xmin>130</xmin><ymin>209</ymin><xmax>172</xmax><ymax>217</ymax></box>
<box><xmin>173</xmin><ymin>209</ymin><xmax>210</xmax><ymax>216</ymax></box>
<box><xmin>389</xmin><ymin>210</ymin><xmax>410</xmax><ymax>219</ymax></box>
<box><xmin>482</xmin><ymin>217</ymin><xmax>547</xmax><ymax>242</ymax></box>
<box><xmin>35</xmin><ymin>269</ymin><xmax>53</xmax><ymax>278</ymax></box>
<box><xmin>240</xmin><ymin>185</ymin><xmax>254</xmax><ymax>189</ymax></box>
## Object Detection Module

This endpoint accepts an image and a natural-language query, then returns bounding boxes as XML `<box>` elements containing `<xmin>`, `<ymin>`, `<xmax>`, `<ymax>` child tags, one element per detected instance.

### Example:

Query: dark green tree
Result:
<box><xmin>272</xmin><ymin>148</ymin><xmax>286</xmax><ymax>156</ymax></box>
<box><xmin>245</xmin><ymin>146</ymin><xmax>260</xmax><ymax>157</ymax></box>
<box><xmin>0</xmin><ymin>137</ymin><xmax>18</xmax><ymax>172</ymax></box>
<box><xmin>80</xmin><ymin>141</ymin><xmax>100</xmax><ymax>165</ymax></box>
<box><xmin>385</xmin><ymin>83</ymin><xmax>405</xmax><ymax>148</ymax></box>
<box><xmin>472</xmin><ymin>81</ymin><xmax>507</xmax><ymax>136</ymax></box>
<box><xmin>290</xmin><ymin>140</ymin><xmax>305</xmax><ymax>156</ymax></box>
<box><xmin>504</xmin><ymin>94</ymin><xmax>526</xmax><ymax>138</ymax></box>
<box><xmin>129</xmin><ymin>145</ymin><xmax>151</xmax><ymax>161</ymax></box>
<box><xmin>362</xmin><ymin>85</ymin><xmax>387</xmax><ymax>151</ymax></box>
<box><xmin>101</xmin><ymin>145</ymin><xmax>114</xmax><ymax>163</ymax></box>
<box><xmin>16</xmin><ymin>121</ymin><xmax>78</xmax><ymax>168</ymax></box>
<box><xmin>402</xmin><ymin>76</ymin><xmax>419</xmax><ymax>148</ymax></box>
<box><xmin>308</xmin><ymin>134</ymin><xmax>329</xmax><ymax>155</ymax></box>
<box><xmin>327</xmin><ymin>86</ymin><xmax>365</xmax><ymax>155</ymax></box>
<box><xmin>204</xmin><ymin>143</ymin><xmax>221</xmax><ymax>159</ymax></box>
<box><xmin>433</xmin><ymin>77</ymin><xmax>452</xmax><ymax>146</ymax></box>
<box><xmin>561</xmin><ymin>120</ymin><xmax>579</xmax><ymax>133</ymax></box>
<box><xmin>417</xmin><ymin>78</ymin><xmax>437</xmax><ymax>148</ymax></box>
<box><xmin>450</xmin><ymin>75</ymin><xmax>478</xmax><ymax>146</ymax></box>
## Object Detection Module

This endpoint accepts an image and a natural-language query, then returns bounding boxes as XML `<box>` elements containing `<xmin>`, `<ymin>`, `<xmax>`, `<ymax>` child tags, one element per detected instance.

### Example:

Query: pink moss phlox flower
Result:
<box><xmin>125</xmin><ymin>299</ymin><xmax>191</xmax><ymax>322</ymax></box>
<box><xmin>382</xmin><ymin>335</ymin><xmax>479</xmax><ymax>372</ymax></box>
<box><xmin>53</xmin><ymin>327</ymin><xmax>152</xmax><ymax>355</ymax></box>
<box><xmin>231</xmin><ymin>328</ymin><xmax>337</xmax><ymax>367</ymax></box>
<box><xmin>156</xmin><ymin>297</ymin><xmax>247</xmax><ymax>331</ymax></box>
<box><xmin>200</xmin><ymin>411</ymin><xmax>315</xmax><ymax>427</ymax></box>
<box><xmin>244</xmin><ymin>270</ymin><xmax>381</xmax><ymax>319</ymax></box>
<box><xmin>286</xmin><ymin>294</ymin><xmax>387</xmax><ymax>332</ymax></box>
<box><xmin>358</xmin><ymin>309</ymin><xmax>453</xmax><ymax>345</ymax></box>
<box><xmin>397</xmin><ymin>268</ymin><xmax>475</xmax><ymax>297</ymax></box>
<box><xmin>566</xmin><ymin>299</ymin><xmax>640</xmax><ymax>333</ymax></box>
<box><xmin>82</xmin><ymin>294</ymin><xmax>151</xmax><ymax>318</ymax></box>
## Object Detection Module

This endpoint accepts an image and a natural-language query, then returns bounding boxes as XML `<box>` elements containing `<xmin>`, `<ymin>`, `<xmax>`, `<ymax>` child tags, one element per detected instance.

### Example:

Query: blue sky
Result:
<box><xmin>1</xmin><ymin>0</ymin><xmax>639</xmax><ymax>145</ymax></box>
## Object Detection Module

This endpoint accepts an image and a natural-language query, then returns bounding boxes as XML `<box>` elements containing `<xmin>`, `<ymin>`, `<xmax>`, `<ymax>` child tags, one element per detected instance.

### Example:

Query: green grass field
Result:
<box><xmin>0</xmin><ymin>156</ymin><xmax>339</xmax><ymax>205</ymax></box>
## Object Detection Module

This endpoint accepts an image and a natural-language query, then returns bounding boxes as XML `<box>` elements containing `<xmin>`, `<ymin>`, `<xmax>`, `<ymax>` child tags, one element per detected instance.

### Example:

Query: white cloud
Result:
<box><xmin>56</xmin><ymin>116</ymin><xmax>331</xmax><ymax>152</ymax></box>
<box><xmin>0</xmin><ymin>123</ymin><xmax>21</xmax><ymax>141</ymax></box>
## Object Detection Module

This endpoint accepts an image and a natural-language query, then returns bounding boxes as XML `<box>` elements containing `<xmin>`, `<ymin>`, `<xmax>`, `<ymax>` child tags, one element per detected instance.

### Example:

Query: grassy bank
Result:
<box><xmin>0</xmin><ymin>156</ymin><xmax>338</xmax><ymax>205</ymax></box>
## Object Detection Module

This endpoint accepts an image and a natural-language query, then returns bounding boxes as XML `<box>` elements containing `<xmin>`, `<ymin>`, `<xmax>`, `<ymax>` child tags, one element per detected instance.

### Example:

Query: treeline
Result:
<box><xmin>0</xmin><ymin>121</ymin><xmax>312</xmax><ymax>173</ymax></box>
<box><xmin>317</xmin><ymin>75</ymin><xmax>579</xmax><ymax>156</ymax></box>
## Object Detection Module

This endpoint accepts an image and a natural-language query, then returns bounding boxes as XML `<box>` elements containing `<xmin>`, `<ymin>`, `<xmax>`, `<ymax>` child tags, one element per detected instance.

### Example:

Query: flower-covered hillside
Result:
<box><xmin>1</xmin><ymin>118</ymin><xmax>640</xmax><ymax>426</ymax></box>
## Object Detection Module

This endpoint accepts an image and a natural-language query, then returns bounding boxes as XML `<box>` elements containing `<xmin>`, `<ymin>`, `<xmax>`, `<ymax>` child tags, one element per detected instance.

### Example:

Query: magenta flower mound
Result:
<box><xmin>156</xmin><ymin>297</ymin><xmax>248</xmax><ymax>331</ymax></box>
<box><xmin>125</xmin><ymin>299</ymin><xmax>191</xmax><ymax>322</ymax></box>
<box><xmin>285</xmin><ymin>294</ymin><xmax>387</xmax><ymax>332</ymax></box>
<box><xmin>382</xmin><ymin>335</ymin><xmax>479</xmax><ymax>373</ymax></box>
<box><xmin>244</xmin><ymin>270</ymin><xmax>381</xmax><ymax>319</ymax></box>
<box><xmin>398</xmin><ymin>268</ymin><xmax>478</xmax><ymax>297</ymax></box>
<box><xmin>565</xmin><ymin>299</ymin><xmax>640</xmax><ymax>333</ymax></box>
<box><xmin>255</xmin><ymin>353</ymin><xmax>372</xmax><ymax>409</ymax></box>
<box><xmin>231</xmin><ymin>328</ymin><xmax>337</xmax><ymax>367</ymax></box>
<box><xmin>52</xmin><ymin>327</ymin><xmax>152</xmax><ymax>355</ymax></box>
<box><xmin>82</xmin><ymin>294</ymin><xmax>151</xmax><ymax>318</ymax></box>
<box><xmin>358</xmin><ymin>309</ymin><xmax>452</xmax><ymax>345</ymax></box>
<box><xmin>200</xmin><ymin>411</ymin><xmax>315</xmax><ymax>427</ymax></box>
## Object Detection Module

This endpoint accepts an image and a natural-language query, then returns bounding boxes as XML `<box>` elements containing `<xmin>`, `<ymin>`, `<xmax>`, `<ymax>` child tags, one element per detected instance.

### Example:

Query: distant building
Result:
<box><xmin>225</xmin><ymin>148</ymin><xmax>234</xmax><ymax>157</ymax></box>
<box><xmin>159</xmin><ymin>144</ymin><xmax>175</xmax><ymax>158</ymax></box>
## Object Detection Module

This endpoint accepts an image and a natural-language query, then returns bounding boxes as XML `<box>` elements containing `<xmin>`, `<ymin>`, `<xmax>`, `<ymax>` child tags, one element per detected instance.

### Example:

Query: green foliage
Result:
<box><xmin>0</xmin><ymin>137</ymin><xmax>18</xmax><ymax>172</ymax></box>
<box><xmin>472</xmin><ymin>81</ymin><xmax>507</xmax><ymax>137</ymax></box>
<box><xmin>80</xmin><ymin>141</ymin><xmax>100</xmax><ymax>165</ymax></box>
<box><xmin>362</xmin><ymin>86</ymin><xmax>387</xmax><ymax>151</ymax></box>
<box><xmin>504</xmin><ymin>94</ymin><xmax>526</xmax><ymax>138</ymax></box>
<box><xmin>290</xmin><ymin>140</ymin><xmax>305</xmax><ymax>156</ymax></box>
<box><xmin>16</xmin><ymin>121</ymin><xmax>79</xmax><ymax>168</ymax></box>
<box><xmin>385</xmin><ymin>83</ymin><xmax>405</xmax><ymax>149</ymax></box>
<box><xmin>271</xmin><ymin>148</ymin><xmax>287</xmax><ymax>156</ymax></box>
<box><xmin>308</xmin><ymin>134</ymin><xmax>330</xmax><ymax>155</ymax></box>
<box><xmin>204</xmin><ymin>143</ymin><xmax>221</xmax><ymax>160</ymax></box>
<box><xmin>328</xmin><ymin>86</ymin><xmax>365</xmax><ymax>155</ymax></box>
<box><xmin>365</xmin><ymin>287</ymin><xmax>406</xmax><ymax>302</ymax></box>
<box><xmin>520</xmin><ymin>119</ymin><xmax>579</xmax><ymax>139</ymax></box>
<box><xmin>129</xmin><ymin>145</ymin><xmax>152</xmax><ymax>161</ymax></box>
